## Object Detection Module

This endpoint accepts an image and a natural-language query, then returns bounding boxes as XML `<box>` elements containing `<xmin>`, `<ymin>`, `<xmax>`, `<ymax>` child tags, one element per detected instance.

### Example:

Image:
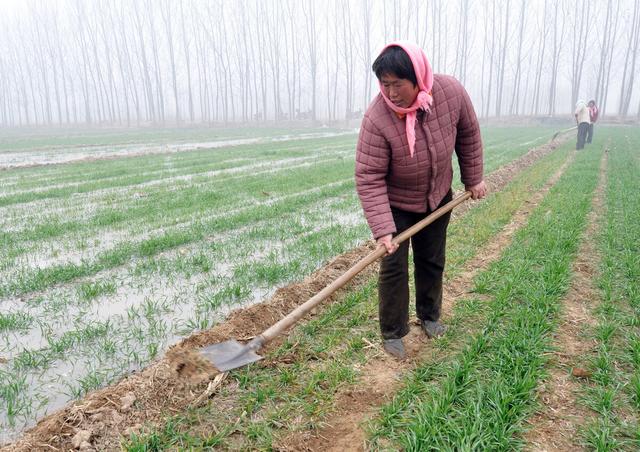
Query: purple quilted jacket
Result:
<box><xmin>355</xmin><ymin>74</ymin><xmax>483</xmax><ymax>239</ymax></box>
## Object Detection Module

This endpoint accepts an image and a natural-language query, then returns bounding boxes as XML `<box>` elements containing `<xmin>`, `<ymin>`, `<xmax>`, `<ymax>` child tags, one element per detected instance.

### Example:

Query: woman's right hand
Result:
<box><xmin>377</xmin><ymin>234</ymin><xmax>398</xmax><ymax>255</ymax></box>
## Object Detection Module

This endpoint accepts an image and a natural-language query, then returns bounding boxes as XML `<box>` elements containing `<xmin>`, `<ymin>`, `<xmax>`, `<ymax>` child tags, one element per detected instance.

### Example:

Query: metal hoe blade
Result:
<box><xmin>199</xmin><ymin>340</ymin><xmax>264</xmax><ymax>372</ymax></box>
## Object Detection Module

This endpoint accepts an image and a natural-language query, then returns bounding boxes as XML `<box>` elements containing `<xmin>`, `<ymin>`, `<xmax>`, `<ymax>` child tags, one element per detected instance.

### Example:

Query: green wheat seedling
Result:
<box><xmin>0</xmin><ymin>126</ymin><xmax>576</xmax><ymax>438</ymax></box>
<box><xmin>77</xmin><ymin>280</ymin><xmax>117</xmax><ymax>301</ymax></box>
<box><xmin>119</xmin><ymin>131</ymin><xmax>578</xmax><ymax>450</ymax></box>
<box><xmin>579</xmin><ymin>128</ymin><xmax>640</xmax><ymax>450</ymax></box>
<box><xmin>0</xmin><ymin>312</ymin><xmax>33</xmax><ymax>333</ymax></box>
<box><xmin>366</xmin><ymin>137</ymin><xmax>602</xmax><ymax>450</ymax></box>
<box><xmin>1</xmin><ymin>126</ymin><xmax>545</xmax><ymax>276</ymax></box>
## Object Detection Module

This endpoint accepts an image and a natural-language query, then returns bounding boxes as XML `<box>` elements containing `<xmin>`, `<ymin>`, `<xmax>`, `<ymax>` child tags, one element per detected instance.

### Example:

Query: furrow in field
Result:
<box><xmin>0</xmin><ymin>176</ymin><xmax>356</xmax><ymax>297</ymax></box>
<box><xmin>522</xmin><ymin>145</ymin><xmax>608</xmax><ymax>450</ymax></box>
<box><xmin>0</xmin><ymin>131</ymin><xmax>357</xmax><ymax>169</ymax></box>
<box><xmin>0</xmin><ymin>153</ymin><xmax>354</xmax><ymax>271</ymax></box>
<box><xmin>0</xmin><ymin>133</ymin><xmax>571</xmax><ymax>291</ymax></box>
<box><xmin>0</xmin><ymin>150</ymin><xmax>351</xmax><ymax>235</ymax></box>
<box><xmin>0</xmin><ymin>140</ymin><xmax>353</xmax><ymax>200</ymax></box>
<box><xmin>0</xmin><ymin>142</ymin><xmax>352</xmax><ymax>223</ymax></box>
<box><xmin>573</xmin><ymin>132</ymin><xmax>640</xmax><ymax>449</ymax></box>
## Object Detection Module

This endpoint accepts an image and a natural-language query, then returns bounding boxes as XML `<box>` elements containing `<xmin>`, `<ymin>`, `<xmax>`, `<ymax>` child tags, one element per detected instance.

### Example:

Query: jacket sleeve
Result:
<box><xmin>454</xmin><ymin>82</ymin><xmax>484</xmax><ymax>188</ymax></box>
<box><xmin>355</xmin><ymin>114</ymin><xmax>396</xmax><ymax>239</ymax></box>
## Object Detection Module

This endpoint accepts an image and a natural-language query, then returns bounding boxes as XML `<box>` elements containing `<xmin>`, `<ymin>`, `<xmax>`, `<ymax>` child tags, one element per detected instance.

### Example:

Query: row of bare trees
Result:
<box><xmin>0</xmin><ymin>0</ymin><xmax>639</xmax><ymax>128</ymax></box>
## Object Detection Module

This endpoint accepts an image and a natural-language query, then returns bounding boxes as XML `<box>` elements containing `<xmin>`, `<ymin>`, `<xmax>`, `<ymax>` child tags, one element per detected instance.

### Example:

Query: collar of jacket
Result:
<box><xmin>395</xmin><ymin>106</ymin><xmax>430</xmax><ymax>122</ymax></box>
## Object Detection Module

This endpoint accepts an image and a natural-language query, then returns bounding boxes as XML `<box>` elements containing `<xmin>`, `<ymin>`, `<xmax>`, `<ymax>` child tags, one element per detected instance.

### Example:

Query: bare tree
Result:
<box><xmin>569</xmin><ymin>0</ymin><xmax>589</xmax><ymax>109</ymax></box>
<box><xmin>483</xmin><ymin>0</ymin><xmax>497</xmax><ymax>118</ymax></box>
<box><xmin>531</xmin><ymin>0</ymin><xmax>550</xmax><ymax>115</ymax></box>
<box><xmin>595</xmin><ymin>0</ymin><xmax>620</xmax><ymax>115</ymax></box>
<box><xmin>179</xmin><ymin>0</ymin><xmax>195</xmax><ymax>123</ymax></box>
<box><xmin>160</xmin><ymin>0</ymin><xmax>180</xmax><ymax>123</ymax></box>
<box><xmin>340</xmin><ymin>0</ymin><xmax>355</xmax><ymax>118</ymax></box>
<box><xmin>495</xmin><ymin>0</ymin><xmax>510</xmax><ymax>117</ymax></box>
<box><xmin>509</xmin><ymin>0</ymin><xmax>527</xmax><ymax>115</ymax></box>
<box><xmin>600</xmin><ymin>0</ymin><xmax>622</xmax><ymax>115</ymax></box>
<box><xmin>145</xmin><ymin>0</ymin><xmax>165</xmax><ymax>124</ymax></box>
<box><xmin>453</xmin><ymin>0</ymin><xmax>471</xmax><ymax>85</ymax></box>
<box><xmin>619</xmin><ymin>0</ymin><xmax>640</xmax><ymax>116</ymax></box>
<box><xmin>131</xmin><ymin>1</ymin><xmax>156</xmax><ymax>122</ymax></box>
<box><xmin>547</xmin><ymin>0</ymin><xmax>567</xmax><ymax>115</ymax></box>
<box><xmin>303</xmin><ymin>0</ymin><xmax>319</xmax><ymax>120</ymax></box>
<box><xmin>360</xmin><ymin>0</ymin><xmax>373</xmax><ymax>109</ymax></box>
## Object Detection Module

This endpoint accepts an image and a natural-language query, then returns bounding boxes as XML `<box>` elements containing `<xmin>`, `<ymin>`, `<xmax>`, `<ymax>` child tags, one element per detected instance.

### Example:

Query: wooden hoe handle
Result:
<box><xmin>258</xmin><ymin>191</ymin><xmax>472</xmax><ymax>344</ymax></box>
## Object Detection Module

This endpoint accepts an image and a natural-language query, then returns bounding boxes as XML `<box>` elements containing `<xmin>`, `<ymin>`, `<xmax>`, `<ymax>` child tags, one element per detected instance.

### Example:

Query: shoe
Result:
<box><xmin>383</xmin><ymin>338</ymin><xmax>406</xmax><ymax>359</ymax></box>
<box><xmin>421</xmin><ymin>320</ymin><xmax>447</xmax><ymax>339</ymax></box>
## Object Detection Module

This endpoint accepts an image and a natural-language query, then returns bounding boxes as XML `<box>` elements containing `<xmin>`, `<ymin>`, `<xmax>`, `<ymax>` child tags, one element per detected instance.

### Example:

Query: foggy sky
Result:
<box><xmin>0</xmin><ymin>0</ymin><xmax>638</xmax><ymax>127</ymax></box>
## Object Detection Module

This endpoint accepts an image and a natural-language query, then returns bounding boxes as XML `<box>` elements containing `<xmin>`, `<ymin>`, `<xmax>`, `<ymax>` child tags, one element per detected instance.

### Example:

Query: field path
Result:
<box><xmin>521</xmin><ymin>147</ymin><xmax>607</xmax><ymax>450</ymax></box>
<box><xmin>280</xmin><ymin>146</ymin><xmax>577</xmax><ymax>452</ymax></box>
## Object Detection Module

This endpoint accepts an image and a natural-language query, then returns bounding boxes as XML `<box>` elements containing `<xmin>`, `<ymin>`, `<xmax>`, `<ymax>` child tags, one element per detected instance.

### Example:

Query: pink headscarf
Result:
<box><xmin>377</xmin><ymin>41</ymin><xmax>434</xmax><ymax>157</ymax></box>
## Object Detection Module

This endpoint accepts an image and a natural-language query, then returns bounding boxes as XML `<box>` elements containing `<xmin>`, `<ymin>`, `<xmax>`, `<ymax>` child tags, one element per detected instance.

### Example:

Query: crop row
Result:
<box><xmin>122</xmin><ymin>130</ymin><xmax>577</xmax><ymax>450</ymax></box>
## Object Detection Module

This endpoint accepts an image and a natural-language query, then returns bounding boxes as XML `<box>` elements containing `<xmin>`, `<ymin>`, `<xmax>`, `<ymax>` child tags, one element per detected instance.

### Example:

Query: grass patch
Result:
<box><xmin>0</xmin><ymin>311</ymin><xmax>33</xmax><ymax>333</ymax></box>
<box><xmin>77</xmin><ymin>279</ymin><xmax>117</xmax><ymax>301</ymax></box>
<box><xmin>577</xmin><ymin>128</ymin><xmax>640</xmax><ymax>450</ymax></box>
<box><xmin>366</xmin><ymin>138</ymin><xmax>602</xmax><ymax>449</ymax></box>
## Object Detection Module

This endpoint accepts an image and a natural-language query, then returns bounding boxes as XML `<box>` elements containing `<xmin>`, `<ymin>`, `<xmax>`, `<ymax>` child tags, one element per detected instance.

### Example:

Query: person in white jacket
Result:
<box><xmin>574</xmin><ymin>100</ymin><xmax>590</xmax><ymax>150</ymax></box>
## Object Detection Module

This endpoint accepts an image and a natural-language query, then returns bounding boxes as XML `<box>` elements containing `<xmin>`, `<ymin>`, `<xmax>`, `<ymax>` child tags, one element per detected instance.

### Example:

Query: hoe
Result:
<box><xmin>199</xmin><ymin>191</ymin><xmax>472</xmax><ymax>372</ymax></box>
<box><xmin>552</xmin><ymin>125</ymin><xmax>578</xmax><ymax>140</ymax></box>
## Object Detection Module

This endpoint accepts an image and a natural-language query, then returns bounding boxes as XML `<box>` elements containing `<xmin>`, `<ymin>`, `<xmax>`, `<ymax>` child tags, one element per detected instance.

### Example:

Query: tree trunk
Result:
<box><xmin>509</xmin><ymin>0</ymin><xmax>526</xmax><ymax>115</ymax></box>
<box><xmin>161</xmin><ymin>0</ymin><xmax>181</xmax><ymax>123</ymax></box>
<box><xmin>132</xmin><ymin>1</ymin><xmax>156</xmax><ymax>123</ymax></box>
<box><xmin>532</xmin><ymin>0</ymin><xmax>549</xmax><ymax>115</ymax></box>
<box><xmin>570</xmin><ymin>0</ymin><xmax>589</xmax><ymax>110</ymax></box>
<box><xmin>179</xmin><ymin>0</ymin><xmax>195</xmax><ymax>123</ymax></box>
<box><xmin>495</xmin><ymin>0</ymin><xmax>510</xmax><ymax>117</ymax></box>
<box><xmin>618</xmin><ymin>0</ymin><xmax>640</xmax><ymax>116</ymax></box>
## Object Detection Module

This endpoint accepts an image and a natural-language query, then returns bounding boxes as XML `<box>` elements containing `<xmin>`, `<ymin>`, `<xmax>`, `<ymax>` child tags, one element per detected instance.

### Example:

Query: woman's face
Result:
<box><xmin>380</xmin><ymin>73</ymin><xmax>419</xmax><ymax>108</ymax></box>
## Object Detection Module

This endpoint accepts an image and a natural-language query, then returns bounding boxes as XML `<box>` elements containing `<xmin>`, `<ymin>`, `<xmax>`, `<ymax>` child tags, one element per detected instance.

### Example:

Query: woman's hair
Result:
<box><xmin>372</xmin><ymin>46</ymin><xmax>418</xmax><ymax>86</ymax></box>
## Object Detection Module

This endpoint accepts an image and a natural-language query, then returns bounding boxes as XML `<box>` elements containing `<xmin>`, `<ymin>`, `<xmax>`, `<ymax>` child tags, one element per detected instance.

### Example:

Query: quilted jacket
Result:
<box><xmin>355</xmin><ymin>74</ymin><xmax>483</xmax><ymax>239</ymax></box>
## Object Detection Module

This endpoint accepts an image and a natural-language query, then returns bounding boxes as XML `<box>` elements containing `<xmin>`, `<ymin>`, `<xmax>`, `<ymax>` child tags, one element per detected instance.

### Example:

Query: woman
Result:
<box><xmin>574</xmin><ymin>100</ymin><xmax>590</xmax><ymax>150</ymax></box>
<box><xmin>355</xmin><ymin>42</ymin><xmax>486</xmax><ymax>359</ymax></box>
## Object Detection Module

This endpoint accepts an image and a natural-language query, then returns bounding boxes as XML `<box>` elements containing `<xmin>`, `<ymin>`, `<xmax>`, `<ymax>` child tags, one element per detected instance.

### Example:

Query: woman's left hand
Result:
<box><xmin>466</xmin><ymin>180</ymin><xmax>487</xmax><ymax>200</ymax></box>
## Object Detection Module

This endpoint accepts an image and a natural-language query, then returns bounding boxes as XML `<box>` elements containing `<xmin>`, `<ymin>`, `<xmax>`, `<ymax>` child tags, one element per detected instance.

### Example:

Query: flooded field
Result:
<box><xmin>0</xmin><ymin>126</ymin><xmax>558</xmax><ymax>443</ymax></box>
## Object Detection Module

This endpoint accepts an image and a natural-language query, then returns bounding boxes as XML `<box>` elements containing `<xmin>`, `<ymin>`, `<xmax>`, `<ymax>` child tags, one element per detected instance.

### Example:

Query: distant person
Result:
<box><xmin>587</xmin><ymin>99</ymin><xmax>598</xmax><ymax>143</ymax></box>
<box><xmin>355</xmin><ymin>42</ymin><xmax>486</xmax><ymax>359</ymax></box>
<box><xmin>574</xmin><ymin>100</ymin><xmax>590</xmax><ymax>150</ymax></box>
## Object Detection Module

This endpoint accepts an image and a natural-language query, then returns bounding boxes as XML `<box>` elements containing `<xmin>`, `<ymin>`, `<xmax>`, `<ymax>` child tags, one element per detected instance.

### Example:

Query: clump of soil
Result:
<box><xmin>166</xmin><ymin>347</ymin><xmax>219</xmax><ymax>384</ymax></box>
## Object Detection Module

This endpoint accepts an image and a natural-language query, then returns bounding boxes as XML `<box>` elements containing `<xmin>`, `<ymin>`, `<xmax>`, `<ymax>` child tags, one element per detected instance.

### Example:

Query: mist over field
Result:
<box><xmin>0</xmin><ymin>0</ymin><xmax>639</xmax><ymax>128</ymax></box>
<box><xmin>1</xmin><ymin>1</ymin><xmax>640</xmax><ymax>450</ymax></box>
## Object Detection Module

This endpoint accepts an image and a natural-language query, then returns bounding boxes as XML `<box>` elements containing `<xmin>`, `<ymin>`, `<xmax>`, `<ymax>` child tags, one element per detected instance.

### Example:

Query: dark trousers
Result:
<box><xmin>587</xmin><ymin>123</ymin><xmax>594</xmax><ymax>143</ymax></box>
<box><xmin>576</xmin><ymin>122</ymin><xmax>589</xmax><ymax>149</ymax></box>
<box><xmin>378</xmin><ymin>190</ymin><xmax>452</xmax><ymax>339</ymax></box>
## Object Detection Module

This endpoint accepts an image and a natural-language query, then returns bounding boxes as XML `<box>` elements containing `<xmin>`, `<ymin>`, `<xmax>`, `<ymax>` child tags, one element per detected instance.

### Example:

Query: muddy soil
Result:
<box><xmin>1</xmin><ymin>134</ymin><xmax>570</xmax><ymax>451</ymax></box>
